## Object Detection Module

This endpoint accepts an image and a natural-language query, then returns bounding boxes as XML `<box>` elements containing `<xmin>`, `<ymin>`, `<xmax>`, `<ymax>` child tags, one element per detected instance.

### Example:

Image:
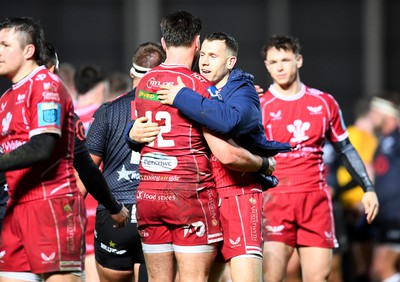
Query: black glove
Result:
<box><xmin>253</xmin><ymin>173</ymin><xmax>279</xmax><ymax>191</ymax></box>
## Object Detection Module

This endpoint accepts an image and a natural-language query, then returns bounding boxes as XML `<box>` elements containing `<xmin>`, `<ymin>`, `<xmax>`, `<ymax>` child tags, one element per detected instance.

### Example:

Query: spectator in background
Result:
<box><xmin>106</xmin><ymin>71</ymin><xmax>131</xmax><ymax>101</ymax></box>
<box><xmin>58</xmin><ymin>62</ymin><xmax>78</xmax><ymax>102</ymax></box>
<box><xmin>86</xmin><ymin>42</ymin><xmax>165</xmax><ymax>282</ymax></box>
<box><xmin>369</xmin><ymin>91</ymin><xmax>400</xmax><ymax>282</ymax></box>
<box><xmin>336</xmin><ymin>96</ymin><xmax>377</xmax><ymax>282</ymax></box>
<box><xmin>74</xmin><ymin>64</ymin><xmax>107</xmax><ymax>131</ymax></box>
<box><xmin>74</xmin><ymin>64</ymin><xmax>108</xmax><ymax>282</ymax></box>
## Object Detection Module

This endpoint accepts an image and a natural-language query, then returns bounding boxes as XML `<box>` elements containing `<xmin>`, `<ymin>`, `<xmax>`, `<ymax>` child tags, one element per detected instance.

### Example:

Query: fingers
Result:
<box><xmin>112</xmin><ymin>206</ymin><xmax>130</xmax><ymax>228</ymax></box>
<box><xmin>362</xmin><ymin>193</ymin><xmax>379</xmax><ymax>224</ymax></box>
<box><xmin>365</xmin><ymin>202</ymin><xmax>379</xmax><ymax>224</ymax></box>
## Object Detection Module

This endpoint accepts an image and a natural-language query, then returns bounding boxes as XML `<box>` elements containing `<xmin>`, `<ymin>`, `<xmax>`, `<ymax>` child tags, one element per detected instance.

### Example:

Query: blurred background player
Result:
<box><xmin>336</xmin><ymin>96</ymin><xmax>377</xmax><ymax>282</ymax></box>
<box><xmin>73</xmin><ymin>63</ymin><xmax>108</xmax><ymax>282</ymax></box>
<box><xmin>369</xmin><ymin>91</ymin><xmax>400</xmax><ymax>282</ymax></box>
<box><xmin>105</xmin><ymin>71</ymin><xmax>131</xmax><ymax>101</ymax></box>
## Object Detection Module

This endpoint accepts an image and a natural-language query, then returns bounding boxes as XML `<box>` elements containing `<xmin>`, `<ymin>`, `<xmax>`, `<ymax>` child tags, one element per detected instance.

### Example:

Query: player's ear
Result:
<box><xmin>24</xmin><ymin>44</ymin><xmax>35</xmax><ymax>60</ymax></box>
<box><xmin>161</xmin><ymin>37</ymin><xmax>167</xmax><ymax>51</ymax></box>
<box><xmin>195</xmin><ymin>35</ymin><xmax>201</xmax><ymax>52</ymax></box>
<box><xmin>227</xmin><ymin>56</ymin><xmax>237</xmax><ymax>70</ymax></box>
<box><xmin>296</xmin><ymin>54</ymin><xmax>303</xmax><ymax>69</ymax></box>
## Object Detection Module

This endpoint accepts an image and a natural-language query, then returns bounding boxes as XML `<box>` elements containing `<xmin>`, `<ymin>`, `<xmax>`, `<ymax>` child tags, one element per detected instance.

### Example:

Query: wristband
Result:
<box><xmin>258</xmin><ymin>157</ymin><xmax>270</xmax><ymax>173</ymax></box>
<box><xmin>365</xmin><ymin>186</ymin><xmax>375</xmax><ymax>193</ymax></box>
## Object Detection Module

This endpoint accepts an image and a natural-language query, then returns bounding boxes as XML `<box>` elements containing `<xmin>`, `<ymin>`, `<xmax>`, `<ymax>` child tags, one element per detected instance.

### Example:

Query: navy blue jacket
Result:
<box><xmin>173</xmin><ymin>68</ymin><xmax>291</xmax><ymax>157</ymax></box>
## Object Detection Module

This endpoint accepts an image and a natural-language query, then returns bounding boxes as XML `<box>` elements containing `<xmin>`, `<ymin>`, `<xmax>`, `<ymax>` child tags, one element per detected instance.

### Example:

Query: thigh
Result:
<box><xmin>298</xmin><ymin>247</ymin><xmax>332</xmax><ymax>282</ymax></box>
<box><xmin>94</xmin><ymin>205</ymin><xmax>144</xmax><ymax>271</ymax></box>
<box><xmin>219</xmin><ymin>192</ymin><xmax>263</xmax><ymax>261</ymax></box>
<box><xmin>263</xmin><ymin>241</ymin><xmax>294</xmax><ymax>282</ymax></box>
<box><xmin>175</xmin><ymin>250</ymin><xmax>217</xmax><ymax>282</ymax></box>
<box><xmin>144</xmin><ymin>251</ymin><xmax>175</xmax><ymax>282</ymax></box>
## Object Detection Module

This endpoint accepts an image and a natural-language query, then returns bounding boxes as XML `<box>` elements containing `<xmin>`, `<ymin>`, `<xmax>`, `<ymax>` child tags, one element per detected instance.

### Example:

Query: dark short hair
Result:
<box><xmin>74</xmin><ymin>65</ymin><xmax>105</xmax><ymax>94</ymax></box>
<box><xmin>43</xmin><ymin>42</ymin><xmax>59</xmax><ymax>73</ymax></box>
<box><xmin>0</xmin><ymin>17</ymin><xmax>45</xmax><ymax>65</ymax></box>
<box><xmin>204</xmin><ymin>32</ymin><xmax>239</xmax><ymax>57</ymax></box>
<box><xmin>261</xmin><ymin>35</ymin><xmax>301</xmax><ymax>59</ymax></box>
<box><xmin>160</xmin><ymin>10</ymin><xmax>201</xmax><ymax>47</ymax></box>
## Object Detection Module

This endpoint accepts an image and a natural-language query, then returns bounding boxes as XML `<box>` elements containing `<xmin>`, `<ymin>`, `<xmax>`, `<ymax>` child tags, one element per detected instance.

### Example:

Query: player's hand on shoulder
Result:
<box><xmin>157</xmin><ymin>76</ymin><xmax>187</xmax><ymax>105</ymax></box>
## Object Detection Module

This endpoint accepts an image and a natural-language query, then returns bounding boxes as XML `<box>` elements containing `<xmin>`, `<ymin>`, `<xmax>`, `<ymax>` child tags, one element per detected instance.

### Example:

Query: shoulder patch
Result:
<box><xmin>38</xmin><ymin>102</ymin><xmax>61</xmax><ymax>127</ymax></box>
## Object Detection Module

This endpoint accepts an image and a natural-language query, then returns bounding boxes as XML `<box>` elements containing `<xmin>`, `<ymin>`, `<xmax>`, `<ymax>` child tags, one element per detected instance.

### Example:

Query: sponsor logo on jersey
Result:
<box><xmin>265</xmin><ymin>225</ymin><xmax>284</xmax><ymax>234</ymax></box>
<box><xmin>307</xmin><ymin>105</ymin><xmax>323</xmax><ymax>115</ymax></box>
<box><xmin>117</xmin><ymin>165</ymin><xmax>139</xmax><ymax>181</ymax></box>
<box><xmin>229</xmin><ymin>237</ymin><xmax>241</xmax><ymax>246</ymax></box>
<box><xmin>287</xmin><ymin>119</ymin><xmax>310</xmax><ymax>143</ymax></box>
<box><xmin>138</xmin><ymin>229</ymin><xmax>149</xmax><ymax>238</ymax></box>
<box><xmin>137</xmin><ymin>90</ymin><xmax>159</xmax><ymax>102</ymax></box>
<box><xmin>1</xmin><ymin>112</ymin><xmax>12</xmax><ymax>136</ymax></box>
<box><xmin>191</xmin><ymin>72</ymin><xmax>208</xmax><ymax>83</ymax></box>
<box><xmin>250</xmin><ymin>203</ymin><xmax>259</xmax><ymax>241</ymax></box>
<box><xmin>38</xmin><ymin>102</ymin><xmax>61</xmax><ymax>127</ymax></box>
<box><xmin>41</xmin><ymin>252</ymin><xmax>56</xmax><ymax>264</ymax></box>
<box><xmin>270</xmin><ymin>110</ymin><xmax>282</xmax><ymax>120</ymax></box>
<box><xmin>16</xmin><ymin>93</ymin><xmax>26</xmax><ymax>105</ymax></box>
<box><xmin>146</xmin><ymin>77</ymin><xmax>174</xmax><ymax>90</ymax></box>
<box><xmin>35</xmin><ymin>74</ymin><xmax>47</xmax><ymax>81</ymax></box>
<box><xmin>324</xmin><ymin>231</ymin><xmax>333</xmax><ymax>240</ymax></box>
<box><xmin>183</xmin><ymin>221</ymin><xmax>205</xmax><ymax>238</ymax></box>
<box><xmin>2</xmin><ymin>140</ymin><xmax>26</xmax><ymax>152</ymax></box>
<box><xmin>42</xmin><ymin>81</ymin><xmax>60</xmax><ymax>101</ymax></box>
<box><xmin>206</xmin><ymin>85</ymin><xmax>222</xmax><ymax>100</ymax></box>
<box><xmin>141</xmin><ymin>152</ymin><xmax>178</xmax><ymax>172</ymax></box>
<box><xmin>136</xmin><ymin>190</ymin><xmax>177</xmax><ymax>202</ymax></box>
<box><xmin>100</xmin><ymin>242</ymin><xmax>127</xmax><ymax>255</ymax></box>
<box><xmin>206</xmin><ymin>189</ymin><xmax>219</xmax><ymax>226</ymax></box>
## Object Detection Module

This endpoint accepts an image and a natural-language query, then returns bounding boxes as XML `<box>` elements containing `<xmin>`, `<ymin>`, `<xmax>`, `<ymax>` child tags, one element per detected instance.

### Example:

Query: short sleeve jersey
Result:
<box><xmin>86</xmin><ymin>90</ymin><xmax>139</xmax><ymax>206</ymax></box>
<box><xmin>135</xmin><ymin>64</ymin><xmax>214</xmax><ymax>191</ymax></box>
<box><xmin>0</xmin><ymin>66</ymin><xmax>78</xmax><ymax>203</ymax></box>
<box><xmin>260</xmin><ymin>83</ymin><xmax>348</xmax><ymax>193</ymax></box>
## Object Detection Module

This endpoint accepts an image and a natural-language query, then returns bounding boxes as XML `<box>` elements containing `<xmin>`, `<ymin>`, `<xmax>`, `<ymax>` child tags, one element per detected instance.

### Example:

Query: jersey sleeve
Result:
<box><xmin>324</xmin><ymin>93</ymin><xmax>348</xmax><ymax>143</ymax></box>
<box><xmin>28</xmin><ymin>73</ymin><xmax>67</xmax><ymax>138</ymax></box>
<box><xmin>86</xmin><ymin>104</ymin><xmax>108</xmax><ymax>157</ymax></box>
